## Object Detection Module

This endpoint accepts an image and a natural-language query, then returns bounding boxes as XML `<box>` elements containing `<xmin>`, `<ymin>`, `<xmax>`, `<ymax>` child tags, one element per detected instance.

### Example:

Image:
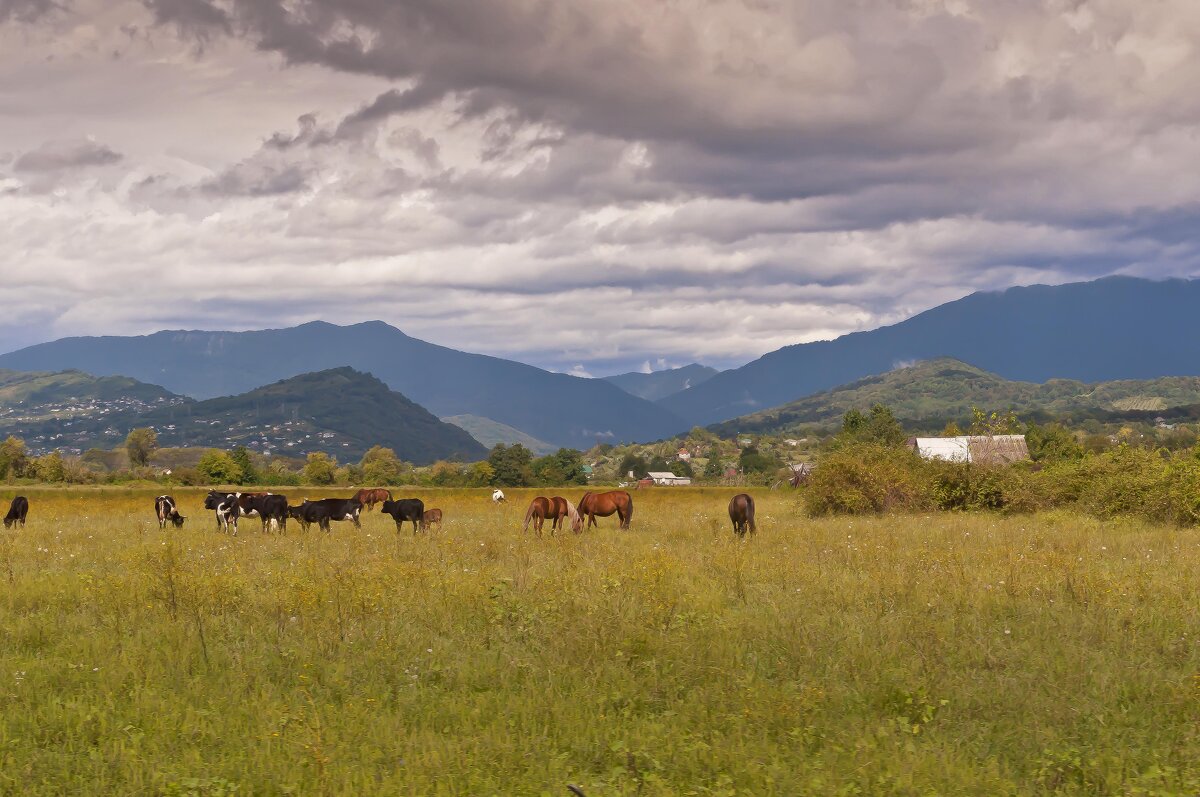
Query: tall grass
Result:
<box><xmin>0</xmin><ymin>487</ymin><xmax>1198</xmax><ymax>795</ymax></box>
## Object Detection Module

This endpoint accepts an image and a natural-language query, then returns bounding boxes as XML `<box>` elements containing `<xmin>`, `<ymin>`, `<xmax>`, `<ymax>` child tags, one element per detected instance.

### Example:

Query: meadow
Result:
<box><xmin>0</xmin><ymin>486</ymin><xmax>1198</xmax><ymax>796</ymax></box>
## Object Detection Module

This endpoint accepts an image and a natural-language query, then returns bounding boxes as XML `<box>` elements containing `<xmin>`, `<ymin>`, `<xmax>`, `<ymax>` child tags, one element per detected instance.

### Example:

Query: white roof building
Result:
<box><xmin>646</xmin><ymin>471</ymin><xmax>693</xmax><ymax>486</ymax></box>
<box><xmin>907</xmin><ymin>435</ymin><xmax>1029</xmax><ymax>465</ymax></box>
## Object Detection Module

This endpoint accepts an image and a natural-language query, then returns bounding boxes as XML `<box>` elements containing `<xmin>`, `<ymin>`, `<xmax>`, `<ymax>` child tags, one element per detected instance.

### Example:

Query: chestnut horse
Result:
<box><xmin>421</xmin><ymin>507</ymin><xmax>443</xmax><ymax>531</ymax></box>
<box><xmin>522</xmin><ymin>497</ymin><xmax>581</xmax><ymax>535</ymax></box>
<box><xmin>354</xmin><ymin>488</ymin><xmax>392</xmax><ymax>511</ymax></box>
<box><xmin>728</xmin><ymin>493</ymin><xmax>756</xmax><ymax>537</ymax></box>
<box><xmin>577</xmin><ymin>491</ymin><xmax>633</xmax><ymax>530</ymax></box>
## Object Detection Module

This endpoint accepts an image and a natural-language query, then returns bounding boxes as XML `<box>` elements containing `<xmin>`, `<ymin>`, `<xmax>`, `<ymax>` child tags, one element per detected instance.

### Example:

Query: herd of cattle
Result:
<box><xmin>3</xmin><ymin>490</ymin><xmax>758</xmax><ymax>537</ymax></box>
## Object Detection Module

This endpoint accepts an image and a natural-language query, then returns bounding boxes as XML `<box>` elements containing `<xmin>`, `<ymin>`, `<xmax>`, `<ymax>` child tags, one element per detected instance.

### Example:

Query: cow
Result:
<box><xmin>204</xmin><ymin>491</ymin><xmax>241</xmax><ymax>535</ymax></box>
<box><xmin>238</xmin><ymin>493</ymin><xmax>289</xmax><ymax>533</ymax></box>
<box><xmin>381</xmin><ymin>498</ymin><xmax>425</xmax><ymax>534</ymax></box>
<box><xmin>288</xmin><ymin>498</ymin><xmax>361</xmax><ymax>532</ymax></box>
<box><xmin>154</xmin><ymin>495</ymin><xmax>185</xmax><ymax>529</ymax></box>
<box><xmin>3</xmin><ymin>496</ymin><xmax>28</xmax><ymax>529</ymax></box>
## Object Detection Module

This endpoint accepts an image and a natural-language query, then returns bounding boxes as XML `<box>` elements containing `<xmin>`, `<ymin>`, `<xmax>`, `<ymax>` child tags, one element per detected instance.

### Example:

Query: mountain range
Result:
<box><xmin>660</xmin><ymin>276</ymin><xmax>1200</xmax><ymax>425</ymax></box>
<box><xmin>601</xmin><ymin>364</ymin><xmax>719</xmax><ymax>402</ymax></box>
<box><xmin>711</xmin><ymin>357</ymin><xmax>1200</xmax><ymax>436</ymax></box>
<box><xmin>0</xmin><ymin>321</ymin><xmax>685</xmax><ymax>448</ymax></box>
<box><xmin>0</xmin><ymin>366</ymin><xmax>485</xmax><ymax>464</ymax></box>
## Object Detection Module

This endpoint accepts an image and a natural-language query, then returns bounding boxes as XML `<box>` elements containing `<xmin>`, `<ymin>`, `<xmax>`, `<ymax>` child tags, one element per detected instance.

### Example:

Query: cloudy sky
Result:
<box><xmin>2</xmin><ymin>0</ymin><xmax>1199</xmax><ymax>376</ymax></box>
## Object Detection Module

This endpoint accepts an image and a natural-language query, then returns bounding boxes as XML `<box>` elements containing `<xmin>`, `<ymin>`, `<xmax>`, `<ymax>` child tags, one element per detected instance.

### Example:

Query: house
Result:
<box><xmin>676</xmin><ymin>448</ymin><xmax>692</xmax><ymax>462</ymax></box>
<box><xmin>906</xmin><ymin>435</ymin><xmax>1030</xmax><ymax>465</ymax></box>
<box><xmin>646</xmin><ymin>471</ymin><xmax>692</xmax><ymax>486</ymax></box>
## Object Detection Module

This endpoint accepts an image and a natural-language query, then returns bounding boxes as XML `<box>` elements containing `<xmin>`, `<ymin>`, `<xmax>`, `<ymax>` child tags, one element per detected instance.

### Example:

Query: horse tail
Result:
<box><xmin>522</xmin><ymin>501</ymin><xmax>535</xmax><ymax>532</ymax></box>
<box><xmin>747</xmin><ymin>495</ymin><xmax>756</xmax><ymax>533</ymax></box>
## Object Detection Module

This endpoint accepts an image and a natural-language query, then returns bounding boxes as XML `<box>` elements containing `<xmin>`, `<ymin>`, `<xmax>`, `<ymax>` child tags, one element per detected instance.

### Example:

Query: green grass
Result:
<box><xmin>0</xmin><ymin>487</ymin><xmax>1198</xmax><ymax>795</ymax></box>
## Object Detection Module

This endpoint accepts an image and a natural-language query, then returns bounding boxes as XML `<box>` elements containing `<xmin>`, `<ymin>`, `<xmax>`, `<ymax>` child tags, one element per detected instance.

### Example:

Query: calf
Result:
<box><xmin>154</xmin><ymin>495</ymin><xmax>185</xmax><ymax>529</ymax></box>
<box><xmin>239</xmin><ymin>493</ymin><xmax>289</xmax><ymax>533</ymax></box>
<box><xmin>420</xmin><ymin>507</ymin><xmax>443</xmax><ymax>531</ymax></box>
<box><xmin>381</xmin><ymin>498</ymin><xmax>425</xmax><ymax>534</ymax></box>
<box><xmin>3</xmin><ymin>496</ymin><xmax>28</xmax><ymax>529</ymax></box>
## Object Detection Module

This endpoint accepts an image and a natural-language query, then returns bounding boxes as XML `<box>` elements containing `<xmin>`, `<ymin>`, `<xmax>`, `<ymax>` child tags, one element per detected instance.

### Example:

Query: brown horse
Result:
<box><xmin>577</xmin><ymin>491</ymin><xmax>633</xmax><ymax>530</ymax></box>
<box><xmin>728</xmin><ymin>493</ymin><xmax>756</xmax><ymax>537</ymax></box>
<box><xmin>354</xmin><ymin>488</ymin><xmax>392</xmax><ymax>511</ymax></box>
<box><xmin>523</xmin><ymin>497</ymin><xmax>581</xmax><ymax>535</ymax></box>
<box><xmin>421</xmin><ymin>507</ymin><xmax>443</xmax><ymax>531</ymax></box>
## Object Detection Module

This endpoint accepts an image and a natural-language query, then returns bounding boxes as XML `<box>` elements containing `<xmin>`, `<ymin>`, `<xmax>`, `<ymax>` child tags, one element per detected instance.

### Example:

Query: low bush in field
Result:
<box><xmin>805</xmin><ymin>442</ymin><xmax>1200</xmax><ymax>524</ymax></box>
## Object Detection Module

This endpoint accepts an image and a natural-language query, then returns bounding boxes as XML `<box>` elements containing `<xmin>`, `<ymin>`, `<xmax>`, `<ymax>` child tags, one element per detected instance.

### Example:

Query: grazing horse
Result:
<box><xmin>4</xmin><ymin>496</ymin><xmax>28</xmax><ymax>529</ymax></box>
<box><xmin>523</xmin><ymin>497</ymin><xmax>582</xmax><ymax>535</ymax></box>
<box><xmin>354</xmin><ymin>487</ymin><xmax>392</xmax><ymax>511</ymax></box>
<box><xmin>420</xmin><ymin>508</ymin><xmax>443</xmax><ymax>531</ymax></box>
<box><xmin>728</xmin><ymin>493</ymin><xmax>756</xmax><ymax>537</ymax></box>
<box><xmin>492</xmin><ymin>489</ymin><xmax>507</xmax><ymax>504</ymax></box>
<box><xmin>577</xmin><ymin>491</ymin><xmax>633</xmax><ymax>530</ymax></box>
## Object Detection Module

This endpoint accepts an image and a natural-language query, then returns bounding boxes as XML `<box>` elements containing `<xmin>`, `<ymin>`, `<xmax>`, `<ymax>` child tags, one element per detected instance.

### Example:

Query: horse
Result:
<box><xmin>421</xmin><ymin>508</ymin><xmax>443</xmax><ymax>531</ymax></box>
<box><xmin>728</xmin><ymin>493</ymin><xmax>756</xmax><ymax>537</ymax></box>
<box><xmin>577</xmin><ymin>491</ymin><xmax>633</xmax><ymax>530</ymax></box>
<box><xmin>492</xmin><ymin>489</ymin><xmax>507</xmax><ymax>504</ymax></box>
<box><xmin>354</xmin><ymin>487</ymin><xmax>392</xmax><ymax>511</ymax></box>
<box><xmin>523</xmin><ymin>497</ymin><xmax>582</xmax><ymax>535</ymax></box>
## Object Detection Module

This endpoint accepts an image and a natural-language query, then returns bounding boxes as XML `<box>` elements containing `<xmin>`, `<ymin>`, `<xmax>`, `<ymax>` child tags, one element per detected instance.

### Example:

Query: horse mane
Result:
<box><xmin>563</xmin><ymin>499</ymin><xmax>580</xmax><ymax>523</ymax></box>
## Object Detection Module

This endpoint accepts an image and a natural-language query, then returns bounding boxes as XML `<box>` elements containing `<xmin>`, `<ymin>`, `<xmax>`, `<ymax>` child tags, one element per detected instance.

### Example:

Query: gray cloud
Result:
<box><xmin>1</xmin><ymin>0</ymin><xmax>1199</xmax><ymax>376</ymax></box>
<box><xmin>13</xmin><ymin>138</ymin><xmax>123</xmax><ymax>173</ymax></box>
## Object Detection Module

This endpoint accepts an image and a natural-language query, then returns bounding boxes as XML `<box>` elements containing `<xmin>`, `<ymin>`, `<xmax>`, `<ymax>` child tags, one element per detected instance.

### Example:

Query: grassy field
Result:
<box><xmin>0</xmin><ymin>486</ymin><xmax>1198</xmax><ymax>795</ymax></box>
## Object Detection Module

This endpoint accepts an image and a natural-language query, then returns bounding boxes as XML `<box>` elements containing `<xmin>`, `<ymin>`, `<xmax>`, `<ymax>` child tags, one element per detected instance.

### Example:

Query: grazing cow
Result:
<box><xmin>577</xmin><ymin>491</ymin><xmax>633</xmax><ymax>530</ymax></box>
<box><xmin>154</xmin><ymin>495</ymin><xmax>185</xmax><ymax>529</ymax></box>
<box><xmin>354</xmin><ymin>488</ymin><xmax>392</xmax><ymax>511</ymax></box>
<box><xmin>421</xmin><ymin>508</ymin><xmax>443</xmax><ymax>531</ymax></box>
<box><xmin>492</xmin><ymin>489</ymin><xmax>506</xmax><ymax>504</ymax></box>
<box><xmin>289</xmin><ymin>498</ymin><xmax>361</xmax><ymax>532</ymax></box>
<box><xmin>728</xmin><ymin>493</ymin><xmax>756</xmax><ymax>537</ymax></box>
<box><xmin>203</xmin><ymin>491</ymin><xmax>241</xmax><ymax>535</ymax></box>
<box><xmin>239</xmin><ymin>493</ymin><xmax>289</xmax><ymax>533</ymax></box>
<box><xmin>381</xmin><ymin>498</ymin><xmax>425</xmax><ymax>534</ymax></box>
<box><xmin>3</xmin><ymin>496</ymin><xmax>28</xmax><ymax>529</ymax></box>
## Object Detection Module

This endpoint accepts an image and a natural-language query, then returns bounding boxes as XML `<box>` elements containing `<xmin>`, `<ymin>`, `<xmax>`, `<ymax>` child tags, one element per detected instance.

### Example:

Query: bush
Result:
<box><xmin>804</xmin><ymin>445</ymin><xmax>929</xmax><ymax>516</ymax></box>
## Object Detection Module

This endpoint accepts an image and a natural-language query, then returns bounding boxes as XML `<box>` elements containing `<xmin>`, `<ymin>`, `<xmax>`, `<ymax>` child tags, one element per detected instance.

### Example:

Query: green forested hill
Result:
<box><xmin>711</xmin><ymin>358</ymin><xmax>1200</xmax><ymax>435</ymax></box>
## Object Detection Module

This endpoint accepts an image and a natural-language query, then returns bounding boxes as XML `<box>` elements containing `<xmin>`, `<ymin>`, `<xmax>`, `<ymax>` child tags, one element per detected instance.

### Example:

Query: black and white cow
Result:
<box><xmin>203</xmin><ymin>490</ymin><xmax>241</xmax><ymax>535</ymax></box>
<box><xmin>287</xmin><ymin>498</ymin><xmax>360</xmax><ymax>532</ymax></box>
<box><xmin>3</xmin><ymin>496</ymin><xmax>28</xmax><ymax>529</ymax></box>
<box><xmin>154</xmin><ymin>495</ymin><xmax>185</xmax><ymax>529</ymax></box>
<box><xmin>239</xmin><ymin>493</ymin><xmax>289</xmax><ymax>533</ymax></box>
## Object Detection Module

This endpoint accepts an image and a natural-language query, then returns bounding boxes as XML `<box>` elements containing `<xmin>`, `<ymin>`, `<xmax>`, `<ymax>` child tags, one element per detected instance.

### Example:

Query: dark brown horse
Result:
<box><xmin>728</xmin><ymin>493</ymin><xmax>756</xmax><ymax>537</ymax></box>
<box><xmin>421</xmin><ymin>507</ymin><xmax>443</xmax><ymax>531</ymax></box>
<box><xmin>354</xmin><ymin>488</ymin><xmax>392</xmax><ymax>511</ymax></box>
<box><xmin>577</xmin><ymin>491</ymin><xmax>633</xmax><ymax>530</ymax></box>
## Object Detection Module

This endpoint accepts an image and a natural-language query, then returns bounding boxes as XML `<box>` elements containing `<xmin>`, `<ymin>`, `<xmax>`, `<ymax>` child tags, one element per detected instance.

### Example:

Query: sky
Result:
<box><xmin>2</xmin><ymin>0</ymin><xmax>1199</xmax><ymax>377</ymax></box>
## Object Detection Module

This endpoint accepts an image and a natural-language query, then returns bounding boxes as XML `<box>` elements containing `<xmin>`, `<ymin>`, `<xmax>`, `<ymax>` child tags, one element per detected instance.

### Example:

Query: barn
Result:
<box><xmin>907</xmin><ymin>435</ymin><xmax>1030</xmax><ymax>465</ymax></box>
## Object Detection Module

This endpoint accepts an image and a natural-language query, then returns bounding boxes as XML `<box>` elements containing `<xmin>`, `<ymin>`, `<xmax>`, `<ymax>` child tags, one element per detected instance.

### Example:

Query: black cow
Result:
<box><xmin>289</xmin><ymin>498</ymin><xmax>361</xmax><ymax>532</ymax></box>
<box><xmin>203</xmin><ymin>491</ymin><xmax>241</xmax><ymax>535</ymax></box>
<box><xmin>155</xmin><ymin>495</ymin><xmax>185</xmax><ymax>529</ymax></box>
<box><xmin>238</xmin><ymin>493</ymin><xmax>289</xmax><ymax>533</ymax></box>
<box><xmin>4</xmin><ymin>496</ymin><xmax>28</xmax><ymax>529</ymax></box>
<box><xmin>381</xmin><ymin>498</ymin><xmax>425</xmax><ymax>534</ymax></box>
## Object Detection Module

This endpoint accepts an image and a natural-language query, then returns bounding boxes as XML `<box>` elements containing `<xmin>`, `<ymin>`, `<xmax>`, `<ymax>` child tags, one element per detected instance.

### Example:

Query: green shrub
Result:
<box><xmin>804</xmin><ymin>444</ymin><xmax>929</xmax><ymax>516</ymax></box>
